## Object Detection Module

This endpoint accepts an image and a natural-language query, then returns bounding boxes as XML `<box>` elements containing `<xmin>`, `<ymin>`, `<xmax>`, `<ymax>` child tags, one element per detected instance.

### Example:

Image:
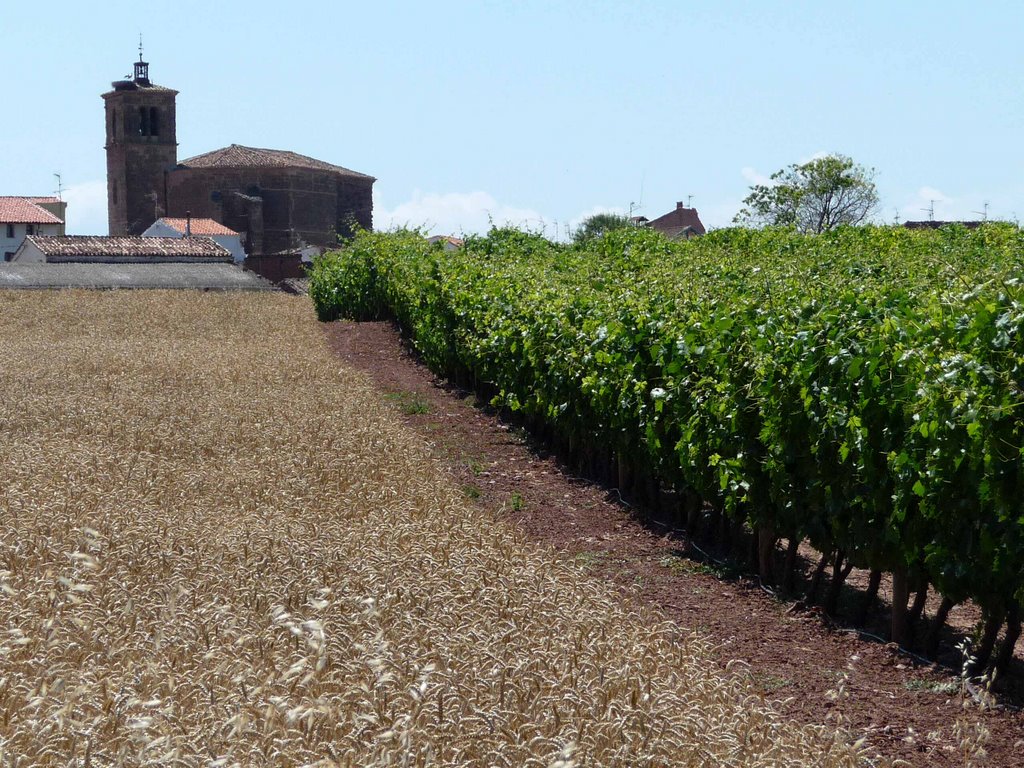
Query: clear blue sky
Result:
<box><xmin>4</xmin><ymin>1</ymin><xmax>1022</xmax><ymax>238</ymax></box>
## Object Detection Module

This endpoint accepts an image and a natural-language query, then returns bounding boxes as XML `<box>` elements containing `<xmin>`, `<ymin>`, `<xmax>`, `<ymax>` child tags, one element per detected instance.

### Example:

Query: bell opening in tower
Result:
<box><xmin>134</xmin><ymin>59</ymin><xmax>150</xmax><ymax>85</ymax></box>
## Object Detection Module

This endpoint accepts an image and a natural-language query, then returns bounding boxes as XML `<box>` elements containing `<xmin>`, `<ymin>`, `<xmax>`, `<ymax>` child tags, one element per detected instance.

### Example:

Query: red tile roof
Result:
<box><xmin>427</xmin><ymin>235</ymin><xmax>465</xmax><ymax>248</ymax></box>
<box><xmin>156</xmin><ymin>217</ymin><xmax>239</xmax><ymax>236</ymax></box>
<box><xmin>179</xmin><ymin>144</ymin><xmax>374</xmax><ymax>179</ymax></box>
<box><xmin>646</xmin><ymin>203</ymin><xmax>706</xmax><ymax>238</ymax></box>
<box><xmin>0</xmin><ymin>197</ymin><xmax>64</xmax><ymax>224</ymax></box>
<box><xmin>23</xmin><ymin>236</ymin><xmax>231</xmax><ymax>262</ymax></box>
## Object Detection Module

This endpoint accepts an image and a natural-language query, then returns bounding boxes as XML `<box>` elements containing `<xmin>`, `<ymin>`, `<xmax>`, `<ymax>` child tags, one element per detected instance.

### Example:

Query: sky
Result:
<box><xmin>3</xmin><ymin>1</ymin><xmax>1023</xmax><ymax>239</ymax></box>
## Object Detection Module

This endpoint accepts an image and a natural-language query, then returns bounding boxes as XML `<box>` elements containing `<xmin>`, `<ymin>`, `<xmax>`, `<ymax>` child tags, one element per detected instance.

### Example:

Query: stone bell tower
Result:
<box><xmin>102</xmin><ymin>46</ymin><xmax>178</xmax><ymax>235</ymax></box>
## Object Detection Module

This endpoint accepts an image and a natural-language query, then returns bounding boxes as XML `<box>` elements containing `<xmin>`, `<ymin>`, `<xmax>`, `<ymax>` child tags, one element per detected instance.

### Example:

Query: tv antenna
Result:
<box><xmin>686</xmin><ymin>195</ymin><xmax>694</xmax><ymax>208</ymax></box>
<box><xmin>53</xmin><ymin>172</ymin><xmax>64</xmax><ymax>201</ymax></box>
<box><xmin>893</xmin><ymin>207</ymin><xmax>900</xmax><ymax>225</ymax></box>
<box><xmin>921</xmin><ymin>200</ymin><xmax>936</xmax><ymax>221</ymax></box>
<box><xmin>972</xmin><ymin>201</ymin><xmax>990</xmax><ymax>222</ymax></box>
<box><xmin>629</xmin><ymin>201</ymin><xmax>642</xmax><ymax>218</ymax></box>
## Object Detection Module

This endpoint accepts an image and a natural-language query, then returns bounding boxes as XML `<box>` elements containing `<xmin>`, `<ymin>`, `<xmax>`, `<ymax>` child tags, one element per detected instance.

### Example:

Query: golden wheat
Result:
<box><xmin>0</xmin><ymin>290</ymin><xmax>865</xmax><ymax>766</ymax></box>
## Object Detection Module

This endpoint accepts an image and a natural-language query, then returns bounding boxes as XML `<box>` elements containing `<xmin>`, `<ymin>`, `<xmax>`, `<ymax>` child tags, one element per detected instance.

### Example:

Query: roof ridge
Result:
<box><xmin>178</xmin><ymin>144</ymin><xmax>374</xmax><ymax>179</ymax></box>
<box><xmin>0</xmin><ymin>197</ymin><xmax>65</xmax><ymax>224</ymax></box>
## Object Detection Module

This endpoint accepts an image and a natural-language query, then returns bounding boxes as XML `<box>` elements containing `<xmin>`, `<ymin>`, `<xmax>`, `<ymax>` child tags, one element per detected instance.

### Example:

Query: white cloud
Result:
<box><xmin>741</xmin><ymin>166</ymin><xmax>772</xmax><ymax>187</ymax></box>
<box><xmin>798</xmin><ymin>149</ymin><xmax>831</xmax><ymax>164</ymax></box>
<box><xmin>62</xmin><ymin>180</ymin><xmax>107</xmax><ymax>235</ymax></box>
<box><xmin>893</xmin><ymin>185</ymin><xmax>953</xmax><ymax>222</ymax></box>
<box><xmin>698</xmin><ymin>200</ymin><xmax>744</xmax><ymax>230</ymax></box>
<box><xmin>916</xmin><ymin>186</ymin><xmax>950</xmax><ymax>204</ymax></box>
<box><xmin>373</xmin><ymin>190</ymin><xmax>551</xmax><ymax>238</ymax></box>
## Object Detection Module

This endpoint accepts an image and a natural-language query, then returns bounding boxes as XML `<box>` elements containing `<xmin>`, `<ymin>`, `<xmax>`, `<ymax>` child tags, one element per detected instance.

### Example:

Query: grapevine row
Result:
<box><xmin>310</xmin><ymin>224</ymin><xmax>1024</xmax><ymax>671</ymax></box>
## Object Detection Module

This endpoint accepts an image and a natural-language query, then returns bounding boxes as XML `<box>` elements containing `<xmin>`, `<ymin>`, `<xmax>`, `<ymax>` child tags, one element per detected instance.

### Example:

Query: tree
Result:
<box><xmin>734</xmin><ymin>154</ymin><xmax>879</xmax><ymax>233</ymax></box>
<box><xmin>573</xmin><ymin>212</ymin><xmax>631</xmax><ymax>243</ymax></box>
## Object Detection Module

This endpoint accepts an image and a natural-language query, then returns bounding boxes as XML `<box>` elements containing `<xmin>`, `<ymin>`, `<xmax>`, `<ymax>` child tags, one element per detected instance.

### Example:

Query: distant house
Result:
<box><xmin>646</xmin><ymin>202</ymin><xmax>706</xmax><ymax>240</ymax></box>
<box><xmin>0</xmin><ymin>197</ymin><xmax>66</xmax><ymax>261</ymax></box>
<box><xmin>143</xmin><ymin>217</ymin><xmax>246</xmax><ymax>262</ymax></box>
<box><xmin>12</xmin><ymin>235</ymin><xmax>231</xmax><ymax>264</ymax></box>
<box><xmin>427</xmin><ymin>235</ymin><xmax>464</xmax><ymax>252</ymax></box>
<box><xmin>903</xmin><ymin>220</ymin><xmax>983</xmax><ymax>230</ymax></box>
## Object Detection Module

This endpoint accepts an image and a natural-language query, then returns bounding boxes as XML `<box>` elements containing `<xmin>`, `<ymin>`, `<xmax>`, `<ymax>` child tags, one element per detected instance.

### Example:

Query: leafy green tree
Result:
<box><xmin>734</xmin><ymin>154</ymin><xmax>879</xmax><ymax>233</ymax></box>
<box><xmin>573</xmin><ymin>212</ymin><xmax>631</xmax><ymax>243</ymax></box>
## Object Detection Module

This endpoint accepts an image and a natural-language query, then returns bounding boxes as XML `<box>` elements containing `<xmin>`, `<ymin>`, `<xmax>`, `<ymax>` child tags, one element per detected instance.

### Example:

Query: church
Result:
<box><xmin>103</xmin><ymin>54</ymin><xmax>374</xmax><ymax>254</ymax></box>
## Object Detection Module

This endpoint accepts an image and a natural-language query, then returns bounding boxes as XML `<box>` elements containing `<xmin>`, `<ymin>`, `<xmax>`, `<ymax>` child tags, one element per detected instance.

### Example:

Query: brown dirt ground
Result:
<box><xmin>323</xmin><ymin>318</ymin><xmax>1024</xmax><ymax>768</ymax></box>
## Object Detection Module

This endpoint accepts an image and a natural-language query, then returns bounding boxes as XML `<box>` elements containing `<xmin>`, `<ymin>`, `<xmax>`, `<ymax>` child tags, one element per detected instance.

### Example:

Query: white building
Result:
<box><xmin>0</xmin><ymin>197</ymin><xmax>66</xmax><ymax>261</ymax></box>
<box><xmin>427</xmin><ymin>234</ymin><xmax>465</xmax><ymax>252</ymax></box>
<box><xmin>142</xmin><ymin>217</ymin><xmax>246</xmax><ymax>263</ymax></box>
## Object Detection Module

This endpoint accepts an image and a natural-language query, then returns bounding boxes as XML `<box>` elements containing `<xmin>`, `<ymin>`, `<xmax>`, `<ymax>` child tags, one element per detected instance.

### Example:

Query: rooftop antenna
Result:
<box><xmin>972</xmin><ymin>201</ymin><xmax>990</xmax><ymax>222</ymax></box>
<box><xmin>921</xmin><ymin>200</ymin><xmax>936</xmax><ymax>222</ymax></box>
<box><xmin>686</xmin><ymin>195</ymin><xmax>694</xmax><ymax>208</ymax></box>
<box><xmin>53</xmin><ymin>172</ymin><xmax>63</xmax><ymax>201</ymax></box>
<box><xmin>893</xmin><ymin>207</ymin><xmax>900</xmax><ymax>225</ymax></box>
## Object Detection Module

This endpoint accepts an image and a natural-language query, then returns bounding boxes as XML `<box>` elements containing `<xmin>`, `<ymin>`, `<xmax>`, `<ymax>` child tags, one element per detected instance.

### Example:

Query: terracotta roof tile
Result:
<box><xmin>156</xmin><ymin>217</ymin><xmax>239</xmax><ymax>236</ymax></box>
<box><xmin>903</xmin><ymin>220</ymin><xmax>984</xmax><ymax>230</ymax></box>
<box><xmin>179</xmin><ymin>144</ymin><xmax>374</xmax><ymax>179</ymax></box>
<box><xmin>102</xmin><ymin>81</ymin><xmax>178</xmax><ymax>96</ymax></box>
<box><xmin>0</xmin><ymin>197</ymin><xmax>64</xmax><ymax>225</ymax></box>
<box><xmin>427</xmin><ymin>235</ymin><xmax>465</xmax><ymax>247</ymax></box>
<box><xmin>24</xmin><ymin>236</ymin><xmax>231</xmax><ymax>262</ymax></box>
<box><xmin>646</xmin><ymin>204</ymin><xmax>706</xmax><ymax>237</ymax></box>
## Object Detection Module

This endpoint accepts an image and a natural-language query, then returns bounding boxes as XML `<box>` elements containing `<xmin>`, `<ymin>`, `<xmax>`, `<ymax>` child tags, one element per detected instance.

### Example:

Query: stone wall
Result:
<box><xmin>103</xmin><ymin>89</ymin><xmax>178</xmax><ymax>236</ymax></box>
<box><xmin>337</xmin><ymin>179</ymin><xmax>373</xmax><ymax>237</ymax></box>
<box><xmin>166</xmin><ymin>167</ymin><xmax>373</xmax><ymax>254</ymax></box>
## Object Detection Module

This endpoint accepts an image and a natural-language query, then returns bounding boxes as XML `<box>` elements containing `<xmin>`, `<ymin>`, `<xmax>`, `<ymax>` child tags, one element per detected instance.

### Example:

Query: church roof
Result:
<box><xmin>179</xmin><ymin>144</ymin><xmax>374</xmax><ymax>180</ymax></box>
<box><xmin>103</xmin><ymin>81</ymin><xmax>178</xmax><ymax>96</ymax></box>
<box><xmin>0</xmin><ymin>197</ymin><xmax>64</xmax><ymax>224</ymax></box>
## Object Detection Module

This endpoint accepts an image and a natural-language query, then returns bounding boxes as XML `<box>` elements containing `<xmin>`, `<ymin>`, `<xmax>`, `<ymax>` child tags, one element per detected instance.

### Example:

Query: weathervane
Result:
<box><xmin>133</xmin><ymin>34</ymin><xmax>150</xmax><ymax>84</ymax></box>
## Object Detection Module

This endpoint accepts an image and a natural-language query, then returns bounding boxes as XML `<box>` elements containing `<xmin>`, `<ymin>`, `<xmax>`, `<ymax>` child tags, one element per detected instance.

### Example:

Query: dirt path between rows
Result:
<box><xmin>323</xmin><ymin>319</ymin><xmax>1024</xmax><ymax>767</ymax></box>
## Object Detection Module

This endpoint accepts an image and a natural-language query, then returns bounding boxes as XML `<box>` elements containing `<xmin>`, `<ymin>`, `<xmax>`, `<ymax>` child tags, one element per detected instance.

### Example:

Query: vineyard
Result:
<box><xmin>311</xmin><ymin>224</ymin><xmax>1024</xmax><ymax>673</ymax></box>
<box><xmin>0</xmin><ymin>291</ymin><xmax>866</xmax><ymax>765</ymax></box>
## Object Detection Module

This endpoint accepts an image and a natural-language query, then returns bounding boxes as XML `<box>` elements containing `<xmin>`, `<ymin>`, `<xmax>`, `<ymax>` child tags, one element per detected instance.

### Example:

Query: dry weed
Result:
<box><xmin>0</xmin><ymin>291</ymin><xmax>865</xmax><ymax>766</ymax></box>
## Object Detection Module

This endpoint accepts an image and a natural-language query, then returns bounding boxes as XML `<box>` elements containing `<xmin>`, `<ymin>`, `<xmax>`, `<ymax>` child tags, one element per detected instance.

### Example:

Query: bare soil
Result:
<box><xmin>323</xmin><ymin>319</ymin><xmax>1024</xmax><ymax>768</ymax></box>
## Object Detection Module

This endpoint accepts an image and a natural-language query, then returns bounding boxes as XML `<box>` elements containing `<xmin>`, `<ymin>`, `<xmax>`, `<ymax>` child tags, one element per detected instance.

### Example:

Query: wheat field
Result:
<box><xmin>0</xmin><ymin>291</ymin><xmax>863</xmax><ymax>766</ymax></box>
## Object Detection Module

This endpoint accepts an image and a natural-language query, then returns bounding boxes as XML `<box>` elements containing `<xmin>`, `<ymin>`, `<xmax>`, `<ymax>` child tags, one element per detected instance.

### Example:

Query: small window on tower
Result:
<box><xmin>150</xmin><ymin>107</ymin><xmax>159</xmax><ymax>136</ymax></box>
<box><xmin>139</xmin><ymin>106</ymin><xmax>150</xmax><ymax>136</ymax></box>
